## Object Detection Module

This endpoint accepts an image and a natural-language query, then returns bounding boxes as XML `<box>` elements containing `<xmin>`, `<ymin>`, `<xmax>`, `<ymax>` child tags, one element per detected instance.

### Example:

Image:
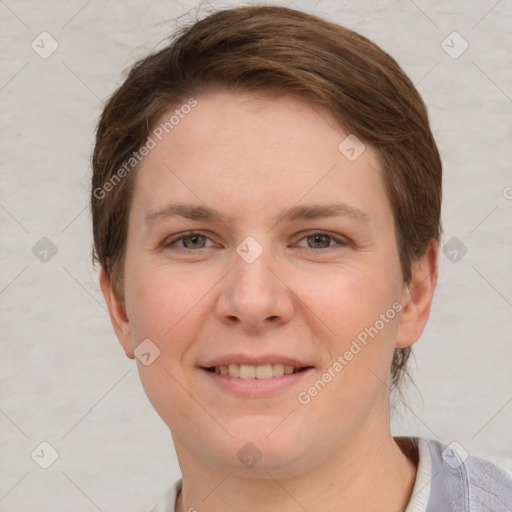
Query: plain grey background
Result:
<box><xmin>1</xmin><ymin>0</ymin><xmax>511</xmax><ymax>510</ymax></box>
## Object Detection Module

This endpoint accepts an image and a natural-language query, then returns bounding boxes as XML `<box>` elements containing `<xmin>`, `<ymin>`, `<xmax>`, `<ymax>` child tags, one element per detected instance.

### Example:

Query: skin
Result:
<box><xmin>101</xmin><ymin>90</ymin><xmax>438</xmax><ymax>512</ymax></box>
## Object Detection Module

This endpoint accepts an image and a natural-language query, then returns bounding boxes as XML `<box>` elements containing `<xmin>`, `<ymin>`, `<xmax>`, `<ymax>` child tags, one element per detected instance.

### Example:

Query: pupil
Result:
<box><xmin>310</xmin><ymin>234</ymin><xmax>329</xmax><ymax>248</ymax></box>
<box><xmin>185</xmin><ymin>235</ymin><xmax>203</xmax><ymax>248</ymax></box>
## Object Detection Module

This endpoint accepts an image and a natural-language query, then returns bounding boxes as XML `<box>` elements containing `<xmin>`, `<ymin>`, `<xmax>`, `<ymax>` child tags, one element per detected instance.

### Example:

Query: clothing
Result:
<box><xmin>147</xmin><ymin>437</ymin><xmax>512</xmax><ymax>511</ymax></box>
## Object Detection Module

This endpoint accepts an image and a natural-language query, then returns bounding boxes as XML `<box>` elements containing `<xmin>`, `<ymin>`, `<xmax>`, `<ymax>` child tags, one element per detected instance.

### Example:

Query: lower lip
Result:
<box><xmin>200</xmin><ymin>368</ymin><xmax>314</xmax><ymax>397</ymax></box>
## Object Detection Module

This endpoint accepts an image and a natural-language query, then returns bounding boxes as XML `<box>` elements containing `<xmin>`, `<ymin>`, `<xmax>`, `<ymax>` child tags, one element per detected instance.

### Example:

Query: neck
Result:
<box><xmin>174</xmin><ymin>426</ymin><xmax>417</xmax><ymax>512</ymax></box>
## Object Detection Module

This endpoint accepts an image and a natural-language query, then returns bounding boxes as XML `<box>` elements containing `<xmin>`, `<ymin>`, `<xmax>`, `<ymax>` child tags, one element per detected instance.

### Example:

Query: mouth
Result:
<box><xmin>204</xmin><ymin>363</ymin><xmax>311</xmax><ymax>379</ymax></box>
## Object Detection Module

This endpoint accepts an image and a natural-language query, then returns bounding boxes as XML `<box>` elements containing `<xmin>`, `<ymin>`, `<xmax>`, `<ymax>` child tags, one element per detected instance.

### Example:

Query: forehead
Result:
<box><xmin>130</xmin><ymin>91</ymin><xmax>389</xmax><ymax>227</ymax></box>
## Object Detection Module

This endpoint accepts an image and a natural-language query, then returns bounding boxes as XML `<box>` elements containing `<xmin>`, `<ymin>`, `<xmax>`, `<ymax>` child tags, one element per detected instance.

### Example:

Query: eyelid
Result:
<box><xmin>297</xmin><ymin>229</ymin><xmax>349</xmax><ymax>244</ymax></box>
<box><xmin>163</xmin><ymin>230</ymin><xmax>217</xmax><ymax>248</ymax></box>
<box><xmin>163</xmin><ymin>230</ymin><xmax>350</xmax><ymax>250</ymax></box>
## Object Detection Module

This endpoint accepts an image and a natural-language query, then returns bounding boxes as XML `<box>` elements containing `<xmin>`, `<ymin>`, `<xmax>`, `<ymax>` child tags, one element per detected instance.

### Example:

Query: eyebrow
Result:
<box><xmin>144</xmin><ymin>202</ymin><xmax>369</xmax><ymax>226</ymax></box>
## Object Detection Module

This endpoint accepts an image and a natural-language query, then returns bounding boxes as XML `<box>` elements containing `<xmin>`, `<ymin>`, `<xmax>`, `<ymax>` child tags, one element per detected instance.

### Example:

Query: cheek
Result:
<box><xmin>300</xmin><ymin>263</ymin><xmax>403</xmax><ymax>409</ymax></box>
<box><xmin>296</xmin><ymin>269</ymin><xmax>402</xmax><ymax>415</ymax></box>
<box><xmin>291</xmin><ymin>271</ymin><xmax>401</xmax><ymax>452</ymax></box>
<box><xmin>124</xmin><ymin>256</ymin><xmax>204</xmax><ymax>340</ymax></box>
<box><xmin>123</xmin><ymin>257</ymin><xmax>209</xmax><ymax>425</ymax></box>
<box><xmin>297</xmin><ymin>262</ymin><xmax>401</xmax><ymax>342</ymax></box>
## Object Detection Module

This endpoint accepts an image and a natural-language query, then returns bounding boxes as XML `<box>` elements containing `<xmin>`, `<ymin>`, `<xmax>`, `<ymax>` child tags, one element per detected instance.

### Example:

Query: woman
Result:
<box><xmin>91</xmin><ymin>5</ymin><xmax>512</xmax><ymax>511</ymax></box>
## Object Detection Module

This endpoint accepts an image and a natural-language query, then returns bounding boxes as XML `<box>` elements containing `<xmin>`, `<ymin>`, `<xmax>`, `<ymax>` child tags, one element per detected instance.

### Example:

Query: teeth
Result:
<box><xmin>273</xmin><ymin>363</ymin><xmax>284</xmax><ymax>377</ymax></box>
<box><xmin>228</xmin><ymin>364</ymin><xmax>239</xmax><ymax>377</ymax></box>
<box><xmin>239</xmin><ymin>364</ymin><xmax>256</xmax><ymax>379</ymax></box>
<box><xmin>255</xmin><ymin>364</ymin><xmax>272</xmax><ymax>379</ymax></box>
<box><xmin>214</xmin><ymin>363</ymin><xmax>303</xmax><ymax>379</ymax></box>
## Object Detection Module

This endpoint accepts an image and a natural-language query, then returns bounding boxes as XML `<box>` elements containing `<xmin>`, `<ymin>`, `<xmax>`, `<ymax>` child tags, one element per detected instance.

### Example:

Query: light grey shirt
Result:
<box><xmin>148</xmin><ymin>437</ymin><xmax>512</xmax><ymax>511</ymax></box>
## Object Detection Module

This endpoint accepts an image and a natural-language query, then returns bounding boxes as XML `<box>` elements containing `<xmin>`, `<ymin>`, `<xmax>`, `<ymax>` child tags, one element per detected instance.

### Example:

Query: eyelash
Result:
<box><xmin>163</xmin><ymin>230</ymin><xmax>349</xmax><ymax>251</ymax></box>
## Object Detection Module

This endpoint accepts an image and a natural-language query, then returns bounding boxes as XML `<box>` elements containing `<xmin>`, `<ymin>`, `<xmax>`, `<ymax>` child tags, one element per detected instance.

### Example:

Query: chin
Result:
<box><xmin>198</xmin><ymin>414</ymin><xmax>319</xmax><ymax>473</ymax></box>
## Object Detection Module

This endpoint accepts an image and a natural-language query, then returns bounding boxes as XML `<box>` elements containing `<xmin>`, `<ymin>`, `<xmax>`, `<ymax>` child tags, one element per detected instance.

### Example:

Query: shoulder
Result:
<box><xmin>423</xmin><ymin>438</ymin><xmax>512</xmax><ymax>512</ymax></box>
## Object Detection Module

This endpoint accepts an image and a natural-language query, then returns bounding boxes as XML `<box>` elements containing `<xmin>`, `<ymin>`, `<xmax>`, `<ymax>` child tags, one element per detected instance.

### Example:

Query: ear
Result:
<box><xmin>99</xmin><ymin>266</ymin><xmax>135</xmax><ymax>359</ymax></box>
<box><xmin>396</xmin><ymin>240</ymin><xmax>439</xmax><ymax>349</ymax></box>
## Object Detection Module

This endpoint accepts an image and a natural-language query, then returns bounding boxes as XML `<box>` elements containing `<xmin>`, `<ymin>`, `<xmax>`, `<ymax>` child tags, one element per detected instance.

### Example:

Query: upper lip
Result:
<box><xmin>201</xmin><ymin>354</ymin><xmax>312</xmax><ymax>368</ymax></box>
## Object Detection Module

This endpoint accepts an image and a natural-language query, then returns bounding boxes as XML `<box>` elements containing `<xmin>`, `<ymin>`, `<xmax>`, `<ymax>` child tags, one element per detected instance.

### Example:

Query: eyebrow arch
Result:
<box><xmin>144</xmin><ymin>202</ymin><xmax>369</xmax><ymax>226</ymax></box>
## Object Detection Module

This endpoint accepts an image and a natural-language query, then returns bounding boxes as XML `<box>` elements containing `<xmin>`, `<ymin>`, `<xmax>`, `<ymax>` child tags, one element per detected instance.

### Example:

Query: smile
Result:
<box><xmin>206</xmin><ymin>363</ymin><xmax>308</xmax><ymax>379</ymax></box>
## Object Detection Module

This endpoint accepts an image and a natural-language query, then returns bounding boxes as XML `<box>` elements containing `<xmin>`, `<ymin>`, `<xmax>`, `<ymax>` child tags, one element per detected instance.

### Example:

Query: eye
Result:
<box><xmin>162</xmin><ymin>230</ymin><xmax>349</xmax><ymax>252</ymax></box>
<box><xmin>296</xmin><ymin>231</ymin><xmax>348</xmax><ymax>250</ymax></box>
<box><xmin>163</xmin><ymin>231</ymin><xmax>214</xmax><ymax>250</ymax></box>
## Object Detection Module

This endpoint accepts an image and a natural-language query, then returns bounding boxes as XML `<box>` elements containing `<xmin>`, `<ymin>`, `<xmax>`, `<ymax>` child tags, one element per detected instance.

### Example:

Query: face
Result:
<box><xmin>102</xmin><ymin>90</ymin><xmax>436</xmax><ymax>477</ymax></box>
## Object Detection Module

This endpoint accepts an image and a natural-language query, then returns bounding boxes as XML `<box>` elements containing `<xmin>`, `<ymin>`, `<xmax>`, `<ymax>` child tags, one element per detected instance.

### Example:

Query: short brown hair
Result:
<box><xmin>91</xmin><ymin>5</ymin><xmax>442</xmax><ymax>391</ymax></box>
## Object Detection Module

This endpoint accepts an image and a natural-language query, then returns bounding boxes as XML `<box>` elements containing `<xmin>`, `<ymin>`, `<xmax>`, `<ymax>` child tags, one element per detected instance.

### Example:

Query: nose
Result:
<box><xmin>215</xmin><ymin>242</ymin><xmax>295</xmax><ymax>333</ymax></box>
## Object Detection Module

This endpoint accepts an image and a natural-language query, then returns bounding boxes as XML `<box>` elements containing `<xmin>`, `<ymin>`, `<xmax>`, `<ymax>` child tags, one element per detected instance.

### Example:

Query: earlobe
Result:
<box><xmin>395</xmin><ymin>240</ymin><xmax>439</xmax><ymax>349</ymax></box>
<box><xmin>99</xmin><ymin>267</ymin><xmax>135</xmax><ymax>359</ymax></box>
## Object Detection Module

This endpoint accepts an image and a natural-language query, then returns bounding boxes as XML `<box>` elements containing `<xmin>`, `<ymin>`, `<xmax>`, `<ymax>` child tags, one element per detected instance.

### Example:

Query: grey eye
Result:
<box><xmin>306</xmin><ymin>234</ymin><xmax>334</xmax><ymax>249</ymax></box>
<box><xmin>181</xmin><ymin>234</ymin><xmax>207</xmax><ymax>249</ymax></box>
